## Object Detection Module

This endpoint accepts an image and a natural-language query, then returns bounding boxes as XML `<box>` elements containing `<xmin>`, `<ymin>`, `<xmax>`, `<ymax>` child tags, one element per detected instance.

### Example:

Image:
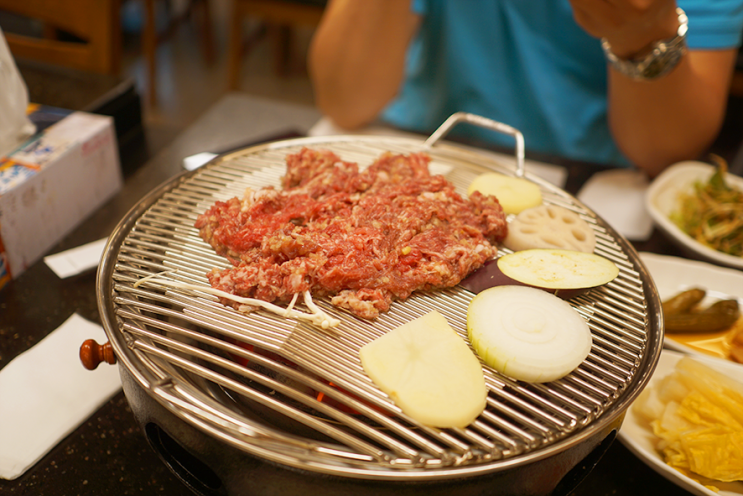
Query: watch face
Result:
<box><xmin>642</xmin><ymin>56</ymin><xmax>667</xmax><ymax>79</ymax></box>
<box><xmin>642</xmin><ymin>48</ymin><xmax>683</xmax><ymax>79</ymax></box>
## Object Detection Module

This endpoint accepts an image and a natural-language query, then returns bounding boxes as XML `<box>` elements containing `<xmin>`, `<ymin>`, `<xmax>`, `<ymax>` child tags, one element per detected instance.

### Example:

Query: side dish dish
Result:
<box><xmin>662</xmin><ymin>288</ymin><xmax>743</xmax><ymax>363</ymax></box>
<box><xmin>670</xmin><ymin>160</ymin><xmax>743</xmax><ymax>258</ymax></box>
<box><xmin>633</xmin><ymin>356</ymin><xmax>743</xmax><ymax>487</ymax></box>
<box><xmin>663</xmin><ymin>288</ymin><xmax>740</xmax><ymax>333</ymax></box>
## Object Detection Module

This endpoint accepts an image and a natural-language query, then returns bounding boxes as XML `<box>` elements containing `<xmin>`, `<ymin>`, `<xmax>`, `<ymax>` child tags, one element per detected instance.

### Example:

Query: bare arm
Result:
<box><xmin>607</xmin><ymin>50</ymin><xmax>736</xmax><ymax>177</ymax></box>
<box><xmin>570</xmin><ymin>0</ymin><xmax>737</xmax><ymax>177</ymax></box>
<box><xmin>308</xmin><ymin>0</ymin><xmax>421</xmax><ymax>129</ymax></box>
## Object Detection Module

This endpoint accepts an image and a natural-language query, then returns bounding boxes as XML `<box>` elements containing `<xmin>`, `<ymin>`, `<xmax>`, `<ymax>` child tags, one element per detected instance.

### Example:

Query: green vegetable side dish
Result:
<box><xmin>670</xmin><ymin>161</ymin><xmax>743</xmax><ymax>257</ymax></box>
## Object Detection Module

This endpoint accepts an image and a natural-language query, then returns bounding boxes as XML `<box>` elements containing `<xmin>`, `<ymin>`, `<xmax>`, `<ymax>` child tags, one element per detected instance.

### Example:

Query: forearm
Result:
<box><xmin>308</xmin><ymin>0</ymin><xmax>419</xmax><ymax>129</ymax></box>
<box><xmin>608</xmin><ymin>49</ymin><xmax>736</xmax><ymax>177</ymax></box>
<box><xmin>569</xmin><ymin>0</ymin><xmax>737</xmax><ymax>176</ymax></box>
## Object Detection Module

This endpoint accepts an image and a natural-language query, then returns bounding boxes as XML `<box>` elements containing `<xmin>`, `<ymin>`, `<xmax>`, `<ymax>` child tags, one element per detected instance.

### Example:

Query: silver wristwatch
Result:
<box><xmin>601</xmin><ymin>8</ymin><xmax>689</xmax><ymax>81</ymax></box>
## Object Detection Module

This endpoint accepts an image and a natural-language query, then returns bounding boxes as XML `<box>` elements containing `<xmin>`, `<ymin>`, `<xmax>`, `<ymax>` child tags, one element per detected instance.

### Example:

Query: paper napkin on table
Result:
<box><xmin>577</xmin><ymin>168</ymin><xmax>654</xmax><ymax>241</ymax></box>
<box><xmin>0</xmin><ymin>313</ymin><xmax>121</xmax><ymax>480</ymax></box>
<box><xmin>44</xmin><ymin>238</ymin><xmax>107</xmax><ymax>279</ymax></box>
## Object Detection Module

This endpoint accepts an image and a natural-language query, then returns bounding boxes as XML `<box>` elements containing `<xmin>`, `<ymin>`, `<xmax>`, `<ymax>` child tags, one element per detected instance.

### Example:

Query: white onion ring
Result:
<box><xmin>467</xmin><ymin>285</ymin><xmax>592</xmax><ymax>383</ymax></box>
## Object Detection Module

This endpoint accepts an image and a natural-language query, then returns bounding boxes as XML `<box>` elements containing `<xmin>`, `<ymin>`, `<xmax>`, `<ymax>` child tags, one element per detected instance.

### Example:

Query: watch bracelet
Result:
<box><xmin>600</xmin><ymin>8</ymin><xmax>689</xmax><ymax>81</ymax></box>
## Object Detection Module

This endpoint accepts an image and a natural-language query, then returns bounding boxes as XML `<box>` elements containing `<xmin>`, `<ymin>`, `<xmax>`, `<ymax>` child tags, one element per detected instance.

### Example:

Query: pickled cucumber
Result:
<box><xmin>662</xmin><ymin>288</ymin><xmax>706</xmax><ymax>316</ymax></box>
<box><xmin>664</xmin><ymin>299</ymin><xmax>740</xmax><ymax>333</ymax></box>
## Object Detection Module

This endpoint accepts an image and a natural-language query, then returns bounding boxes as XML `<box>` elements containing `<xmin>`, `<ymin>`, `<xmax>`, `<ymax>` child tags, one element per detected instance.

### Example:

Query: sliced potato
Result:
<box><xmin>359</xmin><ymin>310</ymin><xmax>487</xmax><ymax>428</ymax></box>
<box><xmin>468</xmin><ymin>172</ymin><xmax>542</xmax><ymax>215</ymax></box>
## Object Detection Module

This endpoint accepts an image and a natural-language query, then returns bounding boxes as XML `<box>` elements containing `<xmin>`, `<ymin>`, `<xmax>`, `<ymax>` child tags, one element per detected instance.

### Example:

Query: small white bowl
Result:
<box><xmin>645</xmin><ymin>161</ymin><xmax>743</xmax><ymax>270</ymax></box>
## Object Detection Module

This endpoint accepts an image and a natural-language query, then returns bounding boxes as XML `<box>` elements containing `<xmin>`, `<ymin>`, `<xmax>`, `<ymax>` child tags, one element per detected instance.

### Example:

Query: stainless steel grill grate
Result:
<box><xmin>98</xmin><ymin>134</ymin><xmax>662</xmax><ymax>481</ymax></box>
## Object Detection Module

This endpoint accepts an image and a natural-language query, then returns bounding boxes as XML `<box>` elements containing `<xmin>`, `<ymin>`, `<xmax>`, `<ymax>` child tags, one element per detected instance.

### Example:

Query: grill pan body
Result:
<box><xmin>97</xmin><ymin>134</ymin><xmax>663</xmax><ymax>495</ymax></box>
<box><xmin>122</xmin><ymin>364</ymin><xmax>622</xmax><ymax>496</ymax></box>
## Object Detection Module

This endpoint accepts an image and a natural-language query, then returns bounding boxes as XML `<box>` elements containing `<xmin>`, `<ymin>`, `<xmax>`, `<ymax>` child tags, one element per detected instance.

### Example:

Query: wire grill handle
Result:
<box><xmin>424</xmin><ymin>112</ymin><xmax>525</xmax><ymax>177</ymax></box>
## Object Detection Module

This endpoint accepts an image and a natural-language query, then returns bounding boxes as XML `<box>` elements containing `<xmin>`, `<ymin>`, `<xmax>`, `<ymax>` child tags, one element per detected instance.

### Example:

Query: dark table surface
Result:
<box><xmin>0</xmin><ymin>92</ymin><xmax>715</xmax><ymax>496</ymax></box>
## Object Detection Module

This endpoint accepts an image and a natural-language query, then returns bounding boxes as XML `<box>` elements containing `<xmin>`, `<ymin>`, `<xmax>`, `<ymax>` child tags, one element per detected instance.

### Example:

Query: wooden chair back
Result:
<box><xmin>0</xmin><ymin>0</ymin><xmax>121</xmax><ymax>74</ymax></box>
<box><xmin>227</xmin><ymin>0</ymin><xmax>326</xmax><ymax>90</ymax></box>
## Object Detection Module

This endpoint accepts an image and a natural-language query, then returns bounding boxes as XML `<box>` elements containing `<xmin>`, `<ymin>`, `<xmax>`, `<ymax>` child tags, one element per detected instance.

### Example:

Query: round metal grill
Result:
<box><xmin>97</xmin><ymin>132</ymin><xmax>663</xmax><ymax>481</ymax></box>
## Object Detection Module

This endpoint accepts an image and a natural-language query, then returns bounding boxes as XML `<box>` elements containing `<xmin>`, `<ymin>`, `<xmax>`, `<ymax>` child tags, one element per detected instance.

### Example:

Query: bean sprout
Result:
<box><xmin>134</xmin><ymin>271</ymin><xmax>340</xmax><ymax>329</ymax></box>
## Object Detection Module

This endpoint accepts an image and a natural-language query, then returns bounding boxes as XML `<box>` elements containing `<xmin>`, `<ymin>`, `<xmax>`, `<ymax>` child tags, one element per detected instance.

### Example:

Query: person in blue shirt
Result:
<box><xmin>308</xmin><ymin>0</ymin><xmax>743</xmax><ymax>177</ymax></box>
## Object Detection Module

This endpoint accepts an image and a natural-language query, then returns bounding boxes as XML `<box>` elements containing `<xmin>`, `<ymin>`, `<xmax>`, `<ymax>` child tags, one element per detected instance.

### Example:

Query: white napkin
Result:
<box><xmin>44</xmin><ymin>238</ymin><xmax>107</xmax><ymax>279</ymax></box>
<box><xmin>0</xmin><ymin>313</ymin><xmax>122</xmax><ymax>480</ymax></box>
<box><xmin>577</xmin><ymin>168</ymin><xmax>654</xmax><ymax>241</ymax></box>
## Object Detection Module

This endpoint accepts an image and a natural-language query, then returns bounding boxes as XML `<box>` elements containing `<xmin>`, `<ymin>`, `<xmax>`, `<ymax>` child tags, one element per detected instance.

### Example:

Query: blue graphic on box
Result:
<box><xmin>0</xmin><ymin>251</ymin><xmax>9</xmax><ymax>287</ymax></box>
<box><xmin>0</xmin><ymin>161</ymin><xmax>37</xmax><ymax>195</ymax></box>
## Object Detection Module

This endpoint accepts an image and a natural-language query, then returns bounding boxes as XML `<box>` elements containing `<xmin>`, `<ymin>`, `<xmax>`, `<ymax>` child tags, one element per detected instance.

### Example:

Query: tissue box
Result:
<box><xmin>0</xmin><ymin>106</ymin><xmax>122</xmax><ymax>287</ymax></box>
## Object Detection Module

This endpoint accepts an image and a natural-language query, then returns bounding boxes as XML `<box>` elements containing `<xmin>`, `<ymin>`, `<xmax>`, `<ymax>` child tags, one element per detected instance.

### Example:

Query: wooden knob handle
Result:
<box><xmin>80</xmin><ymin>339</ymin><xmax>117</xmax><ymax>370</ymax></box>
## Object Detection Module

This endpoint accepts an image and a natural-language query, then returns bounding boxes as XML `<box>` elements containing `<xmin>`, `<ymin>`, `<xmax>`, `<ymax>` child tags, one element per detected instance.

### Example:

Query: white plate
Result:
<box><xmin>640</xmin><ymin>252</ymin><xmax>743</xmax><ymax>362</ymax></box>
<box><xmin>645</xmin><ymin>161</ymin><xmax>743</xmax><ymax>269</ymax></box>
<box><xmin>618</xmin><ymin>349</ymin><xmax>743</xmax><ymax>496</ymax></box>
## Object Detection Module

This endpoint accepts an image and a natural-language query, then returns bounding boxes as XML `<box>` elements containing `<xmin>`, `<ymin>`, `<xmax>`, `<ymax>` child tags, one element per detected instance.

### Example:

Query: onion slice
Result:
<box><xmin>467</xmin><ymin>285</ymin><xmax>592</xmax><ymax>383</ymax></box>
